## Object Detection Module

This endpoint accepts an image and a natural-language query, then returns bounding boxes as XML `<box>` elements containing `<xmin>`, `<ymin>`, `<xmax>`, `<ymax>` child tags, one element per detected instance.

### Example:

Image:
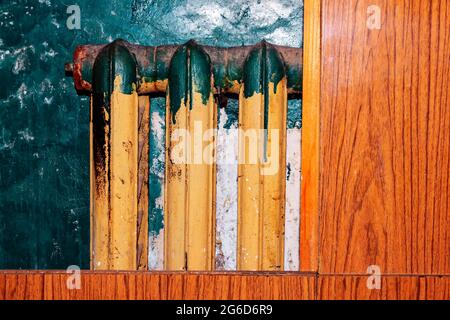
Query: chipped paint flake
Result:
<box><xmin>285</xmin><ymin>128</ymin><xmax>301</xmax><ymax>271</ymax></box>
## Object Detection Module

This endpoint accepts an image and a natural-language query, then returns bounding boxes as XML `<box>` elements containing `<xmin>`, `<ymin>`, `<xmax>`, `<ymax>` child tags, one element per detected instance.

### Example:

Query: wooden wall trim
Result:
<box><xmin>300</xmin><ymin>0</ymin><xmax>321</xmax><ymax>272</ymax></box>
<box><xmin>1</xmin><ymin>272</ymin><xmax>449</xmax><ymax>300</ymax></box>
<box><xmin>0</xmin><ymin>271</ymin><xmax>315</xmax><ymax>300</ymax></box>
<box><xmin>318</xmin><ymin>275</ymin><xmax>450</xmax><ymax>300</ymax></box>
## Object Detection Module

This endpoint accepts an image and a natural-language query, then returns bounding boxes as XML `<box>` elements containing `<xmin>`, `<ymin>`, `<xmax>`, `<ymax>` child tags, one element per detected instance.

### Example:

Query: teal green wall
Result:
<box><xmin>0</xmin><ymin>0</ymin><xmax>302</xmax><ymax>269</ymax></box>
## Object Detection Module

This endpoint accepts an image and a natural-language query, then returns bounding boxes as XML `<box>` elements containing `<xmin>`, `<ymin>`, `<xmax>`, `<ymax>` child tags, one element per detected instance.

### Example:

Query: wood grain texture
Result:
<box><xmin>2</xmin><ymin>272</ymin><xmax>450</xmax><ymax>300</ymax></box>
<box><xmin>320</xmin><ymin>0</ymin><xmax>450</xmax><ymax>274</ymax></box>
<box><xmin>300</xmin><ymin>0</ymin><xmax>321</xmax><ymax>272</ymax></box>
<box><xmin>0</xmin><ymin>272</ymin><xmax>315</xmax><ymax>300</ymax></box>
<box><xmin>318</xmin><ymin>276</ymin><xmax>450</xmax><ymax>300</ymax></box>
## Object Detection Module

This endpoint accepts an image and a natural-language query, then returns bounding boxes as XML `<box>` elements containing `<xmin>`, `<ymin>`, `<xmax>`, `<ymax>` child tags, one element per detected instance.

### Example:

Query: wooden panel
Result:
<box><xmin>300</xmin><ymin>0</ymin><xmax>321</xmax><ymax>272</ymax></box>
<box><xmin>2</xmin><ymin>272</ymin><xmax>450</xmax><ymax>300</ymax></box>
<box><xmin>0</xmin><ymin>272</ymin><xmax>315</xmax><ymax>300</ymax></box>
<box><xmin>318</xmin><ymin>276</ymin><xmax>450</xmax><ymax>300</ymax></box>
<box><xmin>320</xmin><ymin>0</ymin><xmax>450</xmax><ymax>274</ymax></box>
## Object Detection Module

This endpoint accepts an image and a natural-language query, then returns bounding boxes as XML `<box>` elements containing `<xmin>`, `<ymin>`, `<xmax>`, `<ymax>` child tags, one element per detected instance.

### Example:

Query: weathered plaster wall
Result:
<box><xmin>0</xmin><ymin>0</ymin><xmax>302</xmax><ymax>269</ymax></box>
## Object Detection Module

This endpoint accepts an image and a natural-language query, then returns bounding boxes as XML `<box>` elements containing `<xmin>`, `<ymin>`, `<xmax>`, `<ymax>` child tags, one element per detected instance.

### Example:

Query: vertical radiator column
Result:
<box><xmin>237</xmin><ymin>42</ymin><xmax>288</xmax><ymax>271</ymax></box>
<box><xmin>165</xmin><ymin>41</ymin><xmax>217</xmax><ymax>270</ymax></box>
<box><xmin>91</xmin><ymin>40</ymin><xmax>139</xmax><ymax>270</ymax></box>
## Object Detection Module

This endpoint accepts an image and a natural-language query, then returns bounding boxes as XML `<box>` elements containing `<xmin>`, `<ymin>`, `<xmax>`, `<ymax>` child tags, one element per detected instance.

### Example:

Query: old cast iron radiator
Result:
<box><xmin>66</xmin><ymin>39</ymin><xmax>302</xmax><ymax>271</ymax></box>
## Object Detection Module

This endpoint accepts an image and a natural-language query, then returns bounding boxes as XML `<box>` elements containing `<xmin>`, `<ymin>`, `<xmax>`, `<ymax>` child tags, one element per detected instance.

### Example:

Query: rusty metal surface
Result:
<box><xmin>67</xmin><ymin>40</ymin><xmax>302</xmax><ymax>96</ymax></box>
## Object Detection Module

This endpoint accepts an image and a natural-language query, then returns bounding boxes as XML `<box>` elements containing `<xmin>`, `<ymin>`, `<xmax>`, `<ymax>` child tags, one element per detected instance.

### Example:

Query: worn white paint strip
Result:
<box><xmin>148</xmin><ymin>110</ymin><xmax>165</xmax><ymax>270</ymax></box>
<box><xmin>149</xmin><ymin>229</ymin><xmax>164</xmax><ymax>270</ymax></box>
<box><xmin>215</xmin><ymin>108</ymin><xmax>238</xmax><ymax>270</ymax></box>
<box><xmin>284</xmin><ymin>128</ymin><xmax>301</xmax><ymax>271</ymax></box>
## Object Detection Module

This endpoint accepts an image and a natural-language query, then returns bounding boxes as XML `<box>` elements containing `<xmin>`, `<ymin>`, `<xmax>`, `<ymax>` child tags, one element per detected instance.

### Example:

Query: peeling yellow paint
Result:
<box><xmin>237</xmin><ymin>79</ymin><xmax>287</xmax><ymax>271</ymax></box>
<box><xmin>165</xmin><ymin>89</ymin><xmax>216</xmax><ymax>271</ymax></box>
<box><xmin>91</xmin><ymin>75</ymin><xmax>138</xmax><ymax>270</ymax></box>
<box><xmin>92</xmin><ymin>103</ymin><xmax>110</xmax><ymax>270</ymax></box>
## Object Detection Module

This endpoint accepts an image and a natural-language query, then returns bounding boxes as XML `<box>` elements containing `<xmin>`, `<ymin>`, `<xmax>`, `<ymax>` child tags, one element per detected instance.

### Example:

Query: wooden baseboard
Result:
<box><xmin>1</xmin><ymin>271</ymin><xmax>449</xmax><ymax>300</ymax></box>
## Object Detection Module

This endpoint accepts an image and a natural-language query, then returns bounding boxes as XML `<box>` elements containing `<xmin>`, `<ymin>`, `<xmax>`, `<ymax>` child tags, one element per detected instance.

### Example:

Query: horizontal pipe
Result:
<box><xmin>67</xmin><ymin>39</ymin><xmax>302</xmax><ymax>96</ymax></box>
